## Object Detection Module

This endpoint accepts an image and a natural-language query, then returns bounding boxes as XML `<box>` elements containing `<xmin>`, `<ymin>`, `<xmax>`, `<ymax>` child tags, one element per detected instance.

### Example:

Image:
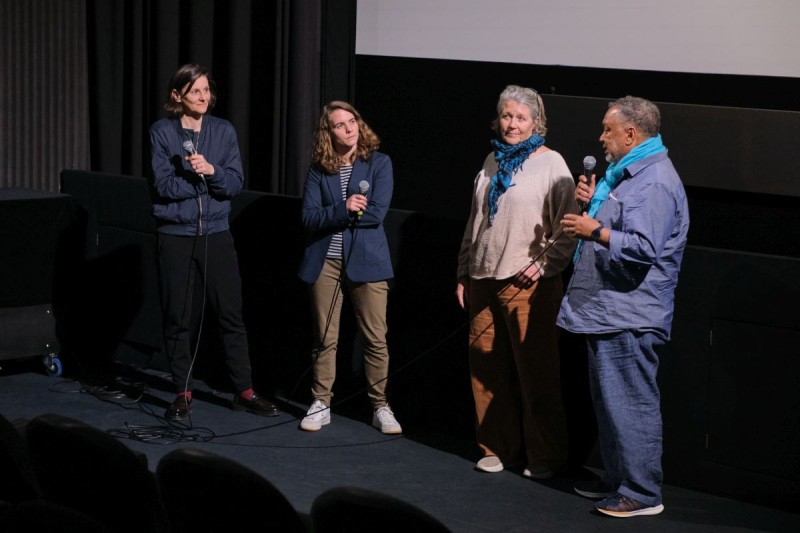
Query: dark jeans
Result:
<box><xmin>587</xmin><ymin>330</ymin><xmax>664</xmax><ymax>506</ymax></box>
<box><xmin>157</xmin><ymin>231</ymin><xmax>252</xmax><ymax>394</ymax></box>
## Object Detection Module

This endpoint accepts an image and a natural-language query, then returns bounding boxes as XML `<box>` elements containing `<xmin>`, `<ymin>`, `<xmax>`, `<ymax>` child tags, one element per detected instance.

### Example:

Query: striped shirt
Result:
<box><xmin>326</xmin><ymin>164</ymin><xmax>353</xmax><ymax>258</ymax></box>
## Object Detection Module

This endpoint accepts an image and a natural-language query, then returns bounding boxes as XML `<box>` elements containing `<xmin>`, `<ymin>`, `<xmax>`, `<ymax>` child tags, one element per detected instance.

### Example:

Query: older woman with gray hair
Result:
<box><xmin>456</xmin><ymin>84</ymin><xmax>578</xmax><ymax>478</ymax></box>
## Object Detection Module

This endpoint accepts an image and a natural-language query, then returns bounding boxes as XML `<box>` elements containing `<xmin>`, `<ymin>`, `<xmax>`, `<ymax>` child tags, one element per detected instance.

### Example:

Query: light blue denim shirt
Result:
<box><xmin>557</xmin><ymin>151</ymin><xmax>690</xmax><ymax>341</ymax></box>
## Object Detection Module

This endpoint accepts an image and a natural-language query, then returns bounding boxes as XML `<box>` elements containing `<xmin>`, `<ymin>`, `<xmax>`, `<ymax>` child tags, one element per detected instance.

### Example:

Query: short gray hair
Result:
<box><xmin>609</xmin><ymin>96</ymin><xmax>660</xmax><ymax>137</ymax></box>
<box><xmin>493</xmin><ymin>84</ymin><xmax>547</xmax><ymax>136</ymax></box>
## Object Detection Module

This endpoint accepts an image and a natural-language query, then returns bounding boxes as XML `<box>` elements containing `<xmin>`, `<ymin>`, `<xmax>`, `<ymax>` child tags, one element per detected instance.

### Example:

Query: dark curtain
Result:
<box><xmin>1</xmin><ymin>0</ymin><xmax>90</xmax><ymax>192</ymax></box>
<box><xmin>86</xmin><ymin>0</ymin><xmax>355</xmax><ymax>195</ymax></box>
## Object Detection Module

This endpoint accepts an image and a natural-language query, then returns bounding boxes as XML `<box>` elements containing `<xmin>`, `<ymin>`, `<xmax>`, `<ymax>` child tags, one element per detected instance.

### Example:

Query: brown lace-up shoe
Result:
<box><xmin>595</xmin><ymin>493</ymin><xmax>664</xmax><ymax>518</ymax></box>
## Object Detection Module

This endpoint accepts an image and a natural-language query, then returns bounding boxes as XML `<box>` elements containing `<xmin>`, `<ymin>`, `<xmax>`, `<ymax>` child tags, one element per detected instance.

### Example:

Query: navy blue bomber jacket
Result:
<box><xmin>149</xmin><ymin>115</ymin><xmax>244</xmax><ymax>236</ymax></box>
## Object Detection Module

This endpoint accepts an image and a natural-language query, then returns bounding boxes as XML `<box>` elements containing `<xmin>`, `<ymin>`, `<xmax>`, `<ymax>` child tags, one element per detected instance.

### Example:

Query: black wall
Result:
<box><xmin>349</xmin><ymin>55</ymin><xmax>800</xmax><ymax>508</ymax></box>
<box><xmin>0</xmin><ymin>189</ymin><xmax>75</xmax><ymax>364</ymax></box>
<box><xmin>57</xmin><ymin>170</ymin><xmax>474</xmax><ymax>435</ymax></box>
<box><xmin>56</xmin><ymin>169</ymin><xmax>800</xmax><ymax>511</ymax></box>
<box><xmin>352</xmin><ymin>55</ymin><xmax>800</xmax><ymax>256</ymax></box>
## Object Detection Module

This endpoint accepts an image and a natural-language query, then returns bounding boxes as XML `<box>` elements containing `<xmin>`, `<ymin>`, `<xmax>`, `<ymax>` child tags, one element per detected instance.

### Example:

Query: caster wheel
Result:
<box><xmin>43</xmin><ymin>355</ymin><xmax>63</xmax><ymax>377</ymax></box>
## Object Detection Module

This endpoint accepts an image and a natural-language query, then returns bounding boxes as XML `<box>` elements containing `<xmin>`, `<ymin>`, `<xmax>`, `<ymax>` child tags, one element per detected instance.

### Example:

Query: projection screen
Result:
<box><xmin>356</xmin><ymin>0</ymin><xmax>800</xmax><ymax>78</ymax></box>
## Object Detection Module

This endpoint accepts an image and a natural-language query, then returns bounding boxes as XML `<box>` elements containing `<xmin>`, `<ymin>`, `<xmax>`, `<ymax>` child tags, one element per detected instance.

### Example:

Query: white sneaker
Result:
<box><xmin>372</xmin><ymin>406</ymin><xmax>402</xmax><ymax>434</ymax></box>
<box><xmin>523</xmin><ymin>464</ymin><xmax>554</xmax><ymax>480</ymax></box>
<box><xmin>300</xmin><ymin>400</ymin><xmax>330</xmax><ymax>431</ymax></box>
<box><xmin>475</xmin><ymin>456</ymin><xmax>504</xmax><ymax>473</ymax></box>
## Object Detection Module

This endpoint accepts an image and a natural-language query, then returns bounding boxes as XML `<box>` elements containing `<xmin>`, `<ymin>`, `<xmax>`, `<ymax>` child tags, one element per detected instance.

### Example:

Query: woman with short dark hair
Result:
<box><xmin>150</xmin><ymin>64</ymin><xmax>278</xmax><ymax>421</ymax></box>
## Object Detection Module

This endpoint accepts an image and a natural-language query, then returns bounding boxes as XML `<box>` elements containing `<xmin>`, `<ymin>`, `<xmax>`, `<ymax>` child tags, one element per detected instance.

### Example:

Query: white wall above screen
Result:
<box><xmin>355</xmin><ymin>0</ymin><xmax>800</xmax><ymax>78</ymax></box>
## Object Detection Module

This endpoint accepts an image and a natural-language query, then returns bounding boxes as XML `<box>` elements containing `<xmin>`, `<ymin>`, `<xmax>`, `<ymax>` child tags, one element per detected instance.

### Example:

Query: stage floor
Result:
<box><xmin>1</xmin><ymin>360</ymin><xmax>798</xmax><ymax>533</ymax></box>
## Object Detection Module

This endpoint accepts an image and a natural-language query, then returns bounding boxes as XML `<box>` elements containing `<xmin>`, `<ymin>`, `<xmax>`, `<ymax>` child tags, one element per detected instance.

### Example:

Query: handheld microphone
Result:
<box><xmin>183</xmin><ymin>140</ymin><xmax>204</xmax><ymax>180</ymax></box>
<box><xmin>583</xmin><ymin>155</ymin><xmax>596</xmax><ymax>181</ymax></box>
<box><xmin>580</xmin><ymin>155</ymin><xmax>596</xmax><ymax>211</ymax></box>
<box><xmin>357</xmin><ymin>180</ymin><xmax>370</xmax><ymax>217</ymax></box>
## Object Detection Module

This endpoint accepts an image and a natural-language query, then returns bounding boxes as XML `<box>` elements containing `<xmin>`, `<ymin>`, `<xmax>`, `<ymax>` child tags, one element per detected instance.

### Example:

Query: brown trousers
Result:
<box><xmin>468</xmin><ymin>275</ymin><xmax>568</xmax><ymax>469</ymax></box>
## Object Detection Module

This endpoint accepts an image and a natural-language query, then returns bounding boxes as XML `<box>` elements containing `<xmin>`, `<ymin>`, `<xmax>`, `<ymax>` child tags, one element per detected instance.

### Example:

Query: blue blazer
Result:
<box><xmin>298</xmin><ymin>152</ymin><xmax>394</xmax><ymax>284</ymax></box>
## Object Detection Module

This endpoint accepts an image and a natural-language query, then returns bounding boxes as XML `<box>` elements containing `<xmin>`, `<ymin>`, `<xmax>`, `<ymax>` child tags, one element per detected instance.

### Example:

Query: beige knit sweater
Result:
<box><xmin>457</xmin><ymin>149</ymin><xmax>579</xmax><ymax>281</ymax></box>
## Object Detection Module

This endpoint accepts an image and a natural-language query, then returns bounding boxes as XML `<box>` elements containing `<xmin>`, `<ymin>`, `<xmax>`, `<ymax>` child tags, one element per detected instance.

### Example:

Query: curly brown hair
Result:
<box><xmin>162</xmin><ymin>64</ymin><xmax>217</xmax><ymax>117</ymax></box>
<box><xmin>311</xmin><ymin>101</ymin><xmax>380</xmax><ymax>174</ymax></box>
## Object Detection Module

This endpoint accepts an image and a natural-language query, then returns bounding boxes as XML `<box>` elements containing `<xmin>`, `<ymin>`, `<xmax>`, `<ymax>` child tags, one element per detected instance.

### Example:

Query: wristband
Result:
<box><xmin>589</xmin><ymin>221</ymin><xmax>604</xmax><ymax>242</ymax></box>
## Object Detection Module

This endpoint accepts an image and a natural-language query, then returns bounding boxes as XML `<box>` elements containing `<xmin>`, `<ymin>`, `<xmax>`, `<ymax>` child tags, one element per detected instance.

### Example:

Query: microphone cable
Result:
<box><xmin>174</xmin><ymin>142</ymin><xmax>210</xmax><ymax>429</ymax></box>
<box><xmin>287</xmin><ymin>180</ymin><xmax>578</xmax><ymax>422</ymax></box>
<box><xmin>324</xmin><ymin>222</ymin><xmax>573</xmax><ymax>409</ymax></box>
<box><xmin>111</xmin><ymin>206</ymin><xmax>573</xmax><ymax>445</ymax></box>
<box><xmin>285</xmin><ymin>200</ymin><xmax>365</xmax><ymax>409</ymax></box>
<box><xmin>148</xmin><ymin>134</ymin><xmax>210</xmax><ymax>432</ymax></box>
<box><xmin>108</xmin><ymin>182</ymin><xmax>212</xmax><ymax>442</ymax></box>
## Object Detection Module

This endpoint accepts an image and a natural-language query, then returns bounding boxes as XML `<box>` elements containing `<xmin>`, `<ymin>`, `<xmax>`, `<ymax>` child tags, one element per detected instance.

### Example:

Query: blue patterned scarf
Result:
<box><xmin>487</xmin><ymin>134</ymin><xmax>545</xmax><ymax>224</ymax></box>
<box><xmin>573</xmin><ymin>134</ymin><xmax>666</xmax><ymax>262</ymax></box>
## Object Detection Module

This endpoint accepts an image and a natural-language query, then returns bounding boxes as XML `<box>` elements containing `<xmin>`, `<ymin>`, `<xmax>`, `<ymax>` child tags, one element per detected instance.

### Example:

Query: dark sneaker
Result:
<box><xmin>595</xmin><ymin>493</ymin><xmax>664</xmax><ymax>518</ymax></box>
<box><xmin>232</xmin><ymin>393</ymin><xmax>280</xmax><ymax>416</ymax></box>
<box><xmin>523</xmin><ymin>464</ymin><xmax>554</xmax><ymax>480</ymax></box>
<box><xmin>574</xmin><ymin>476</ymin><xmax>616</xmax><ymax>499</ymax></box>
<box><xmin>165</xmin><ymin>395</ymin><xmax>191</xmax><ymax>421</ymax></box>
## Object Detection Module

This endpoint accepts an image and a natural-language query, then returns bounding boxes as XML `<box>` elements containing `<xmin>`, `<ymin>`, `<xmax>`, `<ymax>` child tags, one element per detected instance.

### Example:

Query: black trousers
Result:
<box><xmin>157</xmin><ymin>231</ymin><xmax>252</xmax><ymax>393</ymax></box>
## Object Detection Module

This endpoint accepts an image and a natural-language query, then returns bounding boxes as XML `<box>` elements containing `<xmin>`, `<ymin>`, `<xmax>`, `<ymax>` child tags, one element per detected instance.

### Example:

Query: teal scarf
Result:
<box><xmin>573</xmin><ymin>134</ymin><xmax>666</xmax><ymax>262</ymax></box>
<box><xmin>488</xmin><ymin>135</ymin><xmax>545</xmax><ymax>224</ymax></box>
